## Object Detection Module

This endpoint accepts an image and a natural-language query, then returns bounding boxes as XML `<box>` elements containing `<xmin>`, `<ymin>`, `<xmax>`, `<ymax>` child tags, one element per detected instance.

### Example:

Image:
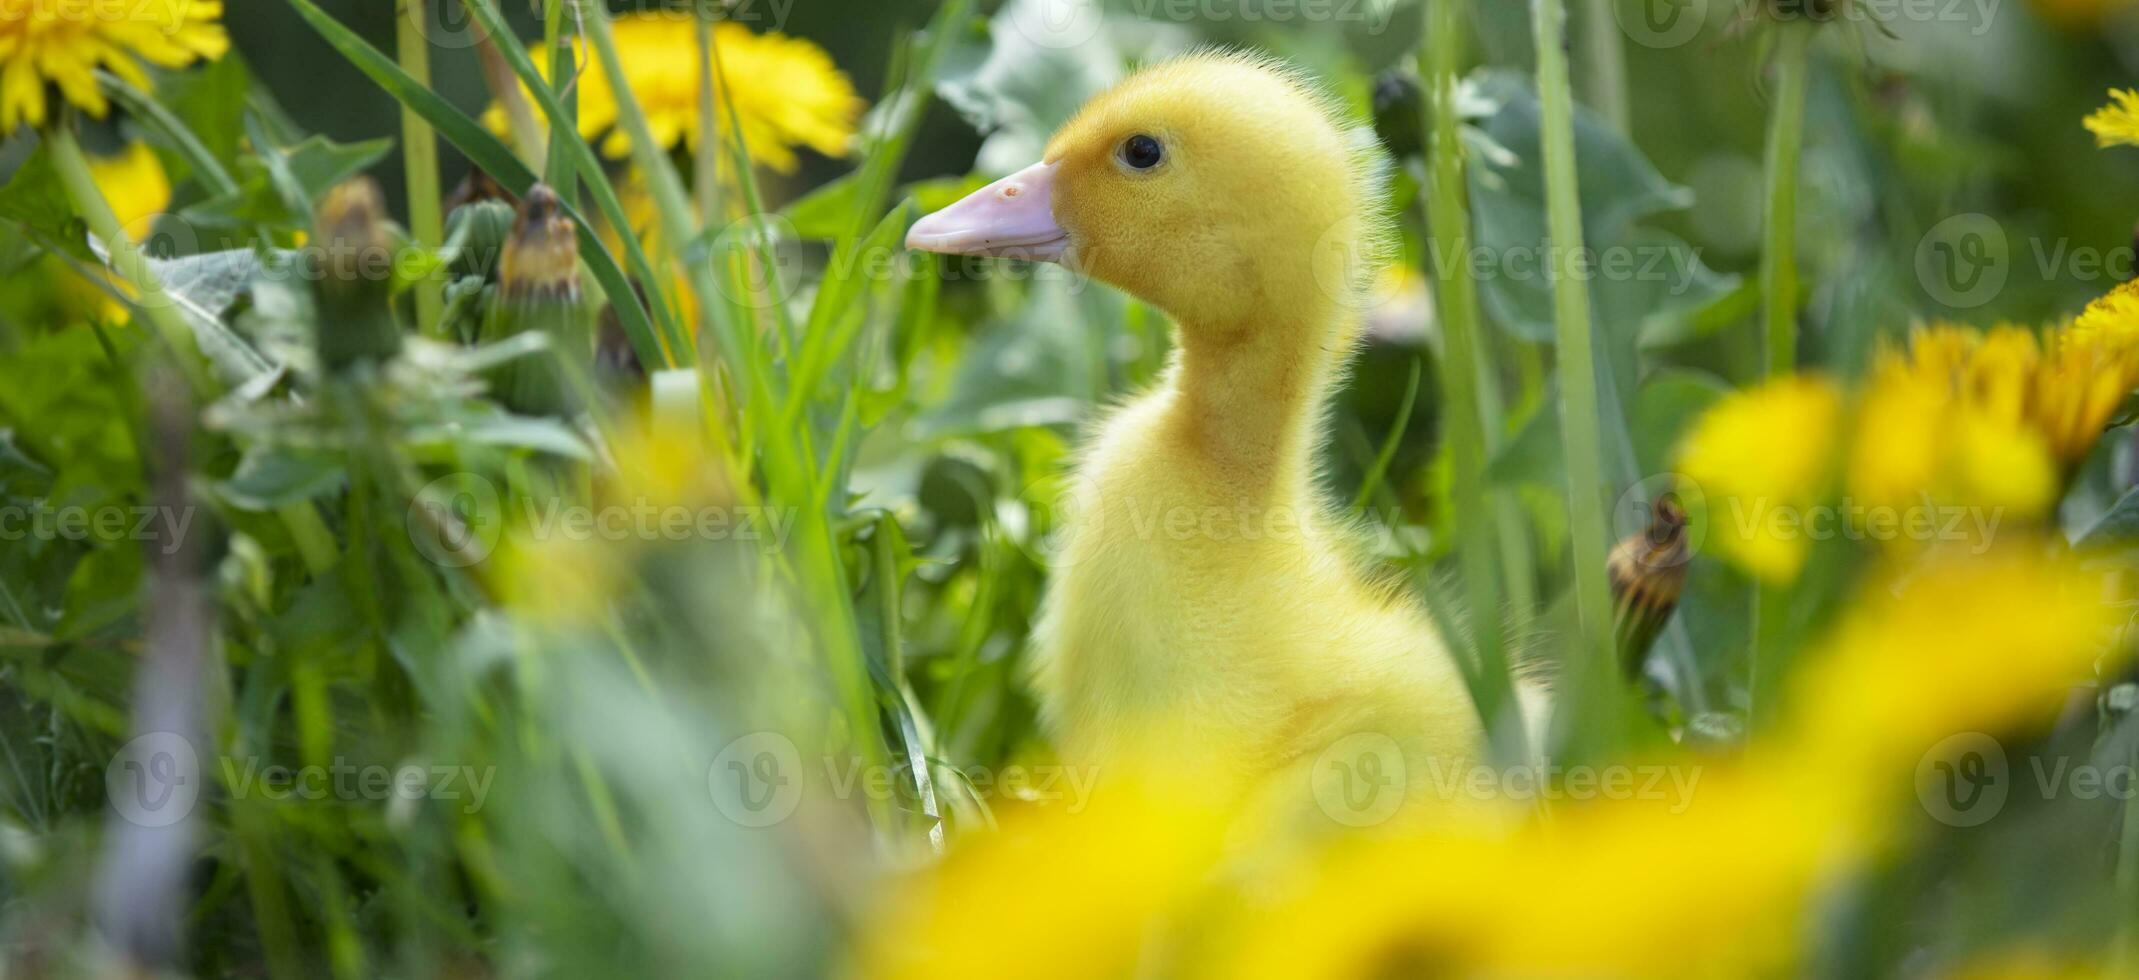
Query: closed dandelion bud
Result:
<box><xmin>484</xmin><ymin>184</ymin><xmax>590</xmax><ymax>417</ymax></box>
<box><xmin>445</xmin><ymin>198</ymin><xmax>516</xmax><ymax>281</ymax></box>
<box><xmin>310</xmin><ymin>177</ymin><xmax>404</xmax><ymax>373</ymax></box>
<box><xmin>1609</xmin><ymin>494</ymin><xmax>1690</xmax><ymax>680</ymax></box>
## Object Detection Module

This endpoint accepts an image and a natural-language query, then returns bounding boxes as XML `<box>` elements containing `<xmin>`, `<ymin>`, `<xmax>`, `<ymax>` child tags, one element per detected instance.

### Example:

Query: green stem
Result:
<box><xmin>543</xmin><ymin>0</ymin><xmax>577</xmax><ymax>192</ymax></box>
<box><xmin>694</xmin><ymin>14</ymin><xmax>723</xmax><ymax>225</ymax></box>
<box><xmin>1424</xmin><ymin>0</ymin><xmax>1521</xmax><ymax>756</ymax></box>
<box><xmin>1580</xmin><ymin>0</ymin><xmax>1629</xmax><ymax>133</ymax></box>
<box><xmin>1532</xmin><ymin>0</ymin><xmax>1619</xmax><ymax>712</ymax></box>
<box><xmin>47</xmin><ymin>126</ymin><xmax>211</xmax><ymax>396</ymax></box>
<box><xmin>396</xmin><ymin>0</ymin><xmax>445</xmax><ymax>338</ymax></box>
<box><xmin>1760</xmin><ymin>23</ymin><xmax>1811</xmax><ymax>377</ymax></box>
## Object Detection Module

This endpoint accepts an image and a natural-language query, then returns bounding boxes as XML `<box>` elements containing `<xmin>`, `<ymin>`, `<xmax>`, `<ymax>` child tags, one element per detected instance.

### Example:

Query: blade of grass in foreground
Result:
<box><xmin>1753</xmin><ymin>21</ymin><xmax>1812</xmax><ymax>726</ymax></box>
<box><xmin>577</xmin><ymin>1</ymin><xmax>905</xmax><ymax>837</ymax></box>
<box><xmin>395</xmin><ymin>0</ymin><xmax>445</xmax><ymax>338</ymax></box>
<box><xmin>1423</xmin><ymin>0</ymin><xmax>1523</xmax><ymax>760</ymax></box>
<box><xmin>1532</xmin><ymin>0</ymin><xmax>1621</xmax><ymax>746</ymax></box>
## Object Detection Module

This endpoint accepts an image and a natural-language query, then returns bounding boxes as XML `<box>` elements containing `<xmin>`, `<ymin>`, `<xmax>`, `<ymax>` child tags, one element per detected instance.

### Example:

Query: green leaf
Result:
<box><xmin>1465</xmin><ymin>70</ymin><xmax>1736</xmax><ymax>347</ymax></box>
<box><xmin>180</xmin><ymin>123</ymin><xmax>392</xmax><ymax>232</ymax></box>
<box><xmin>85</xmin><ymin>236</ymin><xmax>279</xmax><ymax>383</ymax></box>
<box><xmin>219</xmin><ymin>446</ymin><xmax>347</xmax><ymax>510</ymax></box>
<box><xmin>0</xmin><ymin>144</ymin><xmax>90</xmax><ymax>261</ymax></box>
<box><xmin>2075</xmin><ymin>484</ymin><xmax>2139</xmax><ymax>551</ymax></box>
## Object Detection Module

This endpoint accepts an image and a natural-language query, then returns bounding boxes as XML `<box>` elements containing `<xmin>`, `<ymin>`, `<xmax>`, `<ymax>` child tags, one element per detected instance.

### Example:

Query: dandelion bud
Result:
<box><xmin>445</xmin><ymin>198</ymin><xmax>516</xmax><ymax>281</ymax></box>
<box><xmin>1609</xmin><ymin>493</ymin><xmax>1690</xmax><ymax>680</ymax></box>
<box><xmin>310</xmin><ymin>177</ymin><xmax>404</xmax><ymax>373</ymax></box>
<box><xmin>483</xmin><ymin>184</ymin><xmax>590</xmax><ymax>417</ymax></box>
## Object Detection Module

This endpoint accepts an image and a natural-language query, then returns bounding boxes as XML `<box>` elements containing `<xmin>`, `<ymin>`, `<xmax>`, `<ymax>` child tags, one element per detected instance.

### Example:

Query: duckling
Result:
<box><xmin>908</xmin><ymin>51</ymin><xmax>1536</xmax><ymax>822</ymax></box>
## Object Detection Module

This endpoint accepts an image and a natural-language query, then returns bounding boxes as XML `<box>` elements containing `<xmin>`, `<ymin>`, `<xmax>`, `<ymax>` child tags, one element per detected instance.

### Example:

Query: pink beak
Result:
<box><xmin>904</xmin><ymin>160</ymin><xmax>1068</xmax><ymax>263</ymax></box>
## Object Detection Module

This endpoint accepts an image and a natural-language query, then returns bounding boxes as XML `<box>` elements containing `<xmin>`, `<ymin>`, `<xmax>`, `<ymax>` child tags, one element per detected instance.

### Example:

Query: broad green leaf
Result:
<box><xmin>220</xmin><ymin>446</ymin><xmax>347</xmax><ymax>510</ymax></box>
<box><xmin>1464</xmin><ymin>70</ymin><xmax>1736</xmax><ymax>347</ymax></box>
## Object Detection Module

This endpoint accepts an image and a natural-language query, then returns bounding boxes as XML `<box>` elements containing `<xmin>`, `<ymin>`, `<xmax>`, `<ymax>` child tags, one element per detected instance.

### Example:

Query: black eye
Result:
<box><xmin>1122</xmin><ymin>134</ymin><xmax>1163</xmax><ymax>170</ymax></box>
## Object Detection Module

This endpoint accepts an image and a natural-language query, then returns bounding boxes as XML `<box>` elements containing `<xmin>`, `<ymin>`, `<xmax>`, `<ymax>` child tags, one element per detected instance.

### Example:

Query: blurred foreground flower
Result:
<box><xmin>0</xmin><ymin>0</ymin><xmax>228</xmax><ymax>131</ymax></box>
<box><xmin>1674</xmin><ymin>374</ymin><xmax>1840</xmax><ymax>582</ymax></box>
<box><xmin>861</xmin><ymin>549</ymin><xmax>2125</xmax><ymax>980</ymax></box>
<box><xmin>483</xmin><ymin>15</ymin><xmax>863</xmax><ymax>174</ymax></box>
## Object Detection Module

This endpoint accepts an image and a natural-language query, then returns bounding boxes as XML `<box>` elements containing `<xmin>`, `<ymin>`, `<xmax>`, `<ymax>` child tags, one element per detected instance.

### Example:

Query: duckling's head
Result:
<box><xmin>907</xmin><ymin>51</ymin><xmax>1390</xmax><ymax>333</ymax></box>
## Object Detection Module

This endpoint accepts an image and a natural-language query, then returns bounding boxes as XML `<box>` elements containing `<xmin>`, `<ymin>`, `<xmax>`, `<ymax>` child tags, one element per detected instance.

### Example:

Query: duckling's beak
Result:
<box><xmin>904</xmin><ymin>160</ymin><xmax>1067</xmax><ymax>263</ymax></box>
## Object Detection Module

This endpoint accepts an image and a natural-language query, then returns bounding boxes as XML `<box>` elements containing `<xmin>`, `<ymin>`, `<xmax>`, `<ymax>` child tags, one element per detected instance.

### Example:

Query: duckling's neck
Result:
<box><xmin>1162</xmin><ymin>296</ymin><xmax>1356</xmax><ymax>500</ymax></box>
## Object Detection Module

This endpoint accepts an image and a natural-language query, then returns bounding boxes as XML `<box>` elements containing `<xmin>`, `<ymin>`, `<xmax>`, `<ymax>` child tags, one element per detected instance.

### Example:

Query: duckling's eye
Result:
<box><xmin>1120</xmin><ymin>134</ymin><xmax>1164</xmax><ymax>171</ymax></box>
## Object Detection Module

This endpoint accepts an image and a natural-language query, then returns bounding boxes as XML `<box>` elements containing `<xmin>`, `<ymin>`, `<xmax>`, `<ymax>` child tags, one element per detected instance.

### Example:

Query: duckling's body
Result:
<box><xmin>909</xmin><ymin>51</ymin><xmax>1517</xmax><ymax>822</ymax></box>
<box><xmin>1032</xmin><ymin>369</ymin><xmax>1482</xmax><ymax>804</ymax></box>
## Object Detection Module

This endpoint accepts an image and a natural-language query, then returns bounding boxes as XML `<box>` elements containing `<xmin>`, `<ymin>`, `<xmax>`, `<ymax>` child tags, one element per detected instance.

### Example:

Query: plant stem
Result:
<box><xmin>694</xmin><ymin>14</ymin><xmax>723</xmax><ymax>226</ymax></box>
<box><xmin>1760</xmin><ymin>22</ymin><xmax>1810</xmax><ymax>377</ymax></box>
<box><xmin>543</xmin><ymin>0</ymin><xmax>576</xmax><ymax>193</ymax></box>
<box><xmin>1532</xmin><ymin>0</ymin><xmax>1619</xmax><ymax>709</ymax></box>
<box><xmin>47</xmin><ymin>126</ymin><xmax>210</xmax><ymax>396</ymax></box>
<box><xmin>1751</xmin><ymin>23</ymin><xmax>1810</xmax><ymax>729</ymax></box>
<box><xmin>396</xmin><ymin>0</ymin><xmax>445</xmax><ymax>338</ymax></box>
<box><xmin>1580</xmin><ymin>0</ymin><xmax>1629</xmax><ymax>133</ymax></box>
<box><xmin>1423</xmin><ymin>0</ymin><xmax>1522</xmax><ymax>756</ymax></box>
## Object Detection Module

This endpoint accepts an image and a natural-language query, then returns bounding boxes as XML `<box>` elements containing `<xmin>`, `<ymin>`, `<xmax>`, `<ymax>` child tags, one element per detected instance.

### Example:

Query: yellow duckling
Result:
<box><xmin>908</xmin><ymin>52</ymin><xmax>1535</xmax><ymax>823</ymax></box>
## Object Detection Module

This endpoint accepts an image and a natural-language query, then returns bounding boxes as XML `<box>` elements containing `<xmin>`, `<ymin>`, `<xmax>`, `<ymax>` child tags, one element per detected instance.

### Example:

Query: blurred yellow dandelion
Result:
<box><xmin>1792</xmin><ymin>548</ymin><xmax>2120</xmax><ymax>769</ymax></box>
<box><xmin>0</xmin><ymin>0</ymin><xmax>228</xmax><ymax>132</ymax></box>
<box><xmin>1675</xmin><ymin>375</ymin><xmax>1842</xmax><ymax>583</ymax></box>
<box><xmin>484</xmin><ymin>16</ymin><xmax>864</xmax><ymax>174</ymax></box>
<box><xmin>2084</xmin><ymin>88</ymin><xmax>2139</xmax><ymax>148</ymax></box>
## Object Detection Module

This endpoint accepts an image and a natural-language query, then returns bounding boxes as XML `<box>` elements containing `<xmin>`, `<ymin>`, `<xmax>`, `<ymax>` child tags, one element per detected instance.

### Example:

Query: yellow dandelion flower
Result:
<box><xmin>1850</xmin><ymin>344</ymin><xmax>2058</xmax><ymax>532</ymax></box>
<box><xmin>0</xmin><ymin>0</ymin><xmax>228</xmax><ymax>132</ymax></box>
<box><xmin>2085</xmin><ymin>88</ymin><xmax>2139</xmax><ymax>148</ymax></box>
<box><xmin>1674</xmin><ymin>375</ymin><xmax>1842</xmax><ymax>583</ymax></box>
<box><xmin>1791</xmin><ymin>547</ymin><xmax>2119</xmax><ymax>770</ymax></box>
<box><xmin>1872</xmin><ymin>318</ymin><xmax>2136</xmax><ymax>472</ymax></box>
<box><xmin>484</xmin><ymin>17</ymin><xmax>863</xmax><ymax>174</ymax></box>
